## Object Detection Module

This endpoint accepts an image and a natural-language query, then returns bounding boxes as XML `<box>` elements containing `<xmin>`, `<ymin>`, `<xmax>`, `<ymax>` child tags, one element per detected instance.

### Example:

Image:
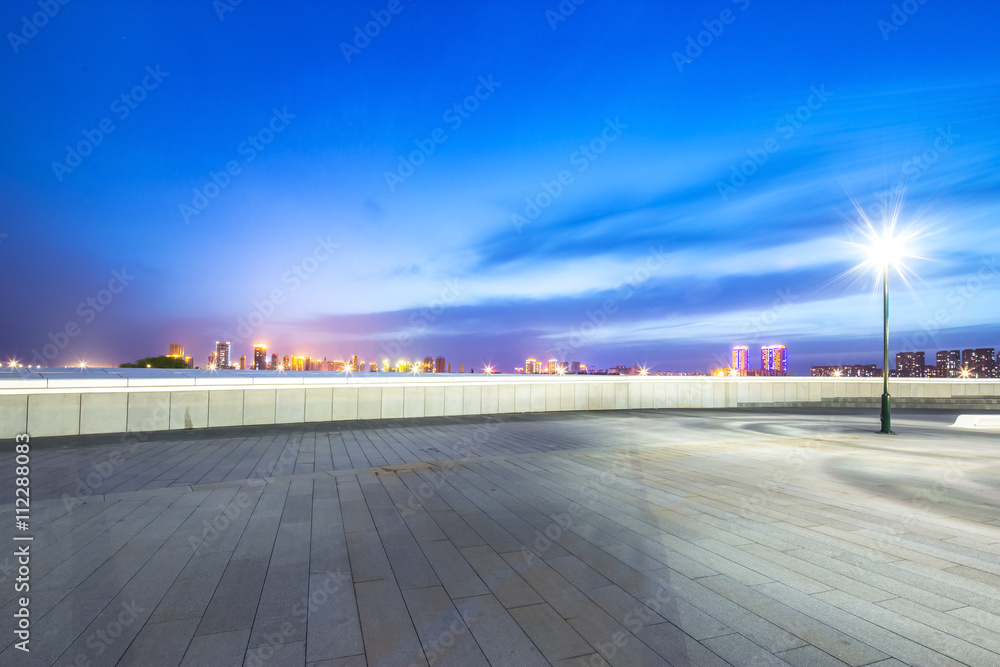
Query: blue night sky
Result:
<box><xmin>3</xmin><ymin>0</ymin><xmax>999</xmax><ymax>373</ymax></box>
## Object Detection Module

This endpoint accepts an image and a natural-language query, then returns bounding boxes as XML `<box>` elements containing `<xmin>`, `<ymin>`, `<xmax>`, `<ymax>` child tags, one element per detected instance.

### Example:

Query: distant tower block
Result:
<box><xmin>761</xmin><ymin>345</ymin><xmax>788</xmax><ymax>375</ymax></box>
<box><xmin>732</xmin><ymin>345</ymin><xmax>749</xmax><ymax>375</ymax></box>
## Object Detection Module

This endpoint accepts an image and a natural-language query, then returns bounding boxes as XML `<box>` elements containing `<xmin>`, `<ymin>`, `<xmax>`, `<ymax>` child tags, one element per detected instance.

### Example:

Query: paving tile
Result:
<box><xmin>509</xmin><ymin>602</ymin><xmax>594</xmax><ymax>662</ymax></box>
<box><xmin>120</xmin><ymin>618</ymin><xmax>199</xmax><ymax>666</ymax></box>
<box><xmin>305</xmin><ymin>572</ymin><xmax>363</xmax><ymax>663</ymax></box>
<box><xmin>356</xmin><ymin>578</ymin><xmax>427</xmax><ymax>666</ymax></box>
<box><xmin>546</xmin><ymin>554</ymin><xmax>614</xmax><ymax>590</ymax></box>
<box><xmin>776</xmin><ymin>645</ymin><xmax>851</xmax><ymax>667</ymax></box>
<box><xmin>461</xmin><ymin>544</ymin><xmax>544</xmax><ymax>608</ymax></box>
<box><xmin>197</xmin><ymin>558</ymin><xmax>269</xmax><ymax>634</ymax></box>
<box><xmin>702</xmin><ymin>633</ymin><xmax>795</xmax><ymax>667</ymax></box>
<box><xmin>421</xmin><ymin>539</ymin><xmax>490</xmax><ymax>599</ymax></box>
<box><xmin>244</xmin><ymin>641</ymin><xmax>306</xmax><ymax>667</ymax></box>
<box><xmin>402</xmin><ymin>586</ymin><xmax>490</xmax><ymax>667</ymax></box>
<box><xmin>634</xmin><ymin>622</ymin><xmax>733</xmax><ymax>667</ymax></box>
<box><xmin>455</xmin><ymin>593</ymin><xmax>550</xmax><ymax>666</ymax></box>
<box><xmin>181</xmin><ymin>628</ymin><xmax>251</xmax><ymax>667</ymax></box>
<box><xmin>346</xmin><ymin>530</ymin><xmax>394</xmax><ymax>583</ymax></box>
<box><xmin>151</xmin><ymin>551</ymin><xmax>231</xmax><ymax>623</ymax></box>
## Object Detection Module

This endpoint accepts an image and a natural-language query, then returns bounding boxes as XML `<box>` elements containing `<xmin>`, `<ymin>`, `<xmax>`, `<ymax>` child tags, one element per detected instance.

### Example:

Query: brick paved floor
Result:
<box><xmin>1</xmin><ymin>409</ymin><xmax>998</xmax><ymax>666</ymax></box>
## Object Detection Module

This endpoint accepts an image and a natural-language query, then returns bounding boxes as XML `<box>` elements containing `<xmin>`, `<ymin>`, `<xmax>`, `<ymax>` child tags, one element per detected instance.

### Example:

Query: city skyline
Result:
<box><xmin>3</xmin><ymin>1</ymin><xmax>999</xmax><ymax>375</ymax></box>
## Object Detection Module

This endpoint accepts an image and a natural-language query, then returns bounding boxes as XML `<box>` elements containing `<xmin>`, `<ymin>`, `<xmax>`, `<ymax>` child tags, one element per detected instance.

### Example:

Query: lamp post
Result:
<box><xmin>866</xmin><ymin>228</ymin><xmax>911</xmax><ymax>435</ymax></box>
<box><xmin>879</xmin><ymin>261</ymin><xmax>892</xmax><ymax>434</ymax></box>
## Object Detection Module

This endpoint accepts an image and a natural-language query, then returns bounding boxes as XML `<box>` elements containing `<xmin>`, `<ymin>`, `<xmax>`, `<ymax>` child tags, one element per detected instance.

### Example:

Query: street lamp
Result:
<box><xmin>866</xmin><ymin>230</ymin><xmax>909</xmax><ymax>435</ymax></box>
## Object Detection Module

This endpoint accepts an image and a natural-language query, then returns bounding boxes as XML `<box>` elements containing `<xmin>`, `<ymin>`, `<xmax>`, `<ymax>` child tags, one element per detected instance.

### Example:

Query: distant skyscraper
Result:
<box><xmin>239</xmin><ymin>355</ymin><xmax>246</xmax><ymax>370</ymax></box>
<box><xmin>732</xmin><ymin>345</ymin><xmax>749</xmax><ymax>375</ymax></box>
<box><xmin>547</xmin><ymin>359</ymin><xmax>557</xmax><ymax>374</ymax></box>
<box><xmin>459</xmin><ymin>363</ymin><xmax>464</xmax><ymax>373</ymax></box>
<box><xmin>270</xmin><ymin>353</ymin><xmax>278</xmax><ymax>370</ymax></box>
<box><xmin>570</xmin><ymin>361</ymin><xmax>582</xmax><ymax>373</ymax></box>
<box><xmin>760</xmin><ymin>345</ymin><xmax>788</xmax><ymax>374</ymax></box>
<box><xmin>962</xmin><ymin>348</ymin><xmax>997</xmax><ymax>377</ymax></box>
<box><xmin>895</xmin><ymin>351</ymin><xmax>925</xmax><ymax>377</ymax></box>
<box><xmin>370</xmin><ymin>361</ymin><xmax>377</xmax><ymax>372</ymax></box>
<box><xmin>351</xmin><ymin>355</ymin><xmax>359</xmax><ymax>372</ymax></box>
<box><xmin>253</xmin><ymin>344</ymin><xmax>267</xmax><ymax>370</ymax></box>
<box><xmin>435</xmin><ymin>356</ymin><xmax>446</xmax><ymax>373</ymax></box>
<box><xmin>422</xmin><ymin>356</ymin><xmax>433</xmax><ymax>373</ymax></box>
<box><xmin>216</xmin><ymin>341</ymin><xmax>231</xmax><ymax>369</ymax></box>
<box><xmin>282</xmin><ymin>355</ymin><xmax>290</xmax><ymax>370</ymax></box>
<box><xmin>525</xmin><ymin>358</ymin><xmax>537</xmax><ymax>374</ymax></box>
<box><xmin>447</xmin><ymin>362</ymin><xmax>451</xmax><ymax>373</ymax></box>
<box><xmin>936</xmin><ymin>350</ymin><xmax>961</xmax><ymax>377</ymax></box>
<box><xmin>168</xmin><ymin>343</ymin><xmax>184</xmax><ymax>358</ymax></box>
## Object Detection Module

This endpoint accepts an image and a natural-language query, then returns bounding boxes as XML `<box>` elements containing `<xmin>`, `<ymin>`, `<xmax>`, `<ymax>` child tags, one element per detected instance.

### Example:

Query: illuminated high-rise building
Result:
<box><xmin>547</xmin><ymin>359</ymin><xmax>557</xmax><ymax>374</ymax></box>
<box><xmin>282</xmin><ymin>355</ymin><xmax>290</xmax><ymax>370</ymax></box>
<box><xmin>370</xmin><ymin>361</ymin><xmax>378</xmax><ymax>372</ymax></box>
<box><xmin>435</xmin><ymin>356</ymin><xmax>446</xmax><ymax>373</ymax></box>
<box><xmin>895</xmin><ymin>351</ymin><xmax>925</xmax><ymax>377</ymax></box>
<box><xmin>732</xmin><ymin>345</ymin><xmax>749</xmax><ymax>375</ymax></box>
<box><xmin>962</xmin><ymin>348</ymin><xmax>997</xmax><ymax>378</ymax></box>
<box><xmin>422</xmin><ymin>356</ymin><xmax>433</xmax><ymax>373</ymax></box>
<box><xmin>760</xmin><ymin>345</ymin><xmax>788</xmax><ymax>374</ymax></box>
<box><xmin>350</xmin><ymin>355</ymin><xmax>359</xmax><ymax>372</ymax></box>
<box><xmin>936</xmin><ymin>350</ymin><xmax>961</xmax><ymax>377</ymax></box>
<box><xmin>216</xmin><ymin>341</ymin><xmax>231</xmax><ymax>369</ymax></box>
<box><xmin>525</xmin><ymin>358</ymin><xmax>537</xmax><ymax>374</ymax></box>
<box><xmin>253</xmin><ymin>344</ymin><xmax>267</xmax><ymax>370</ymax></box>
<box><xmin>168</xmin><ymin>343</ymin><xmax>184</xmax><ymax>358</ymax></box>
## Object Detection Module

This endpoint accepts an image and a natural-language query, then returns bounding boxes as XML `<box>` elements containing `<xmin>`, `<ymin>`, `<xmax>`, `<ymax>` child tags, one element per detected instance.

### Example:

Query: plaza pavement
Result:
<box><xmin>1</xmin><ymin>408</ymin><xmax>999</xmax><ymax>666</ymax></box>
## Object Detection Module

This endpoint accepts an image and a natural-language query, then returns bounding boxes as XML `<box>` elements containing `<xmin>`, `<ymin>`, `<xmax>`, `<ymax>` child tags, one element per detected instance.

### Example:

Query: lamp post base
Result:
<box><xmin>879</xmin><ymin>392</ymin><xmax>894</xmax><ymax>434</ymax></box>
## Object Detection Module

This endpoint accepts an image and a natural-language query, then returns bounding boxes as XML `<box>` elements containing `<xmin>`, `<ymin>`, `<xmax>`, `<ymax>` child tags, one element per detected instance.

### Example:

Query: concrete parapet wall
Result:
<box><xmin>1</xmin><ymin>370</ymin><xmax>998</xmax><ymax>438</ymax></box>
